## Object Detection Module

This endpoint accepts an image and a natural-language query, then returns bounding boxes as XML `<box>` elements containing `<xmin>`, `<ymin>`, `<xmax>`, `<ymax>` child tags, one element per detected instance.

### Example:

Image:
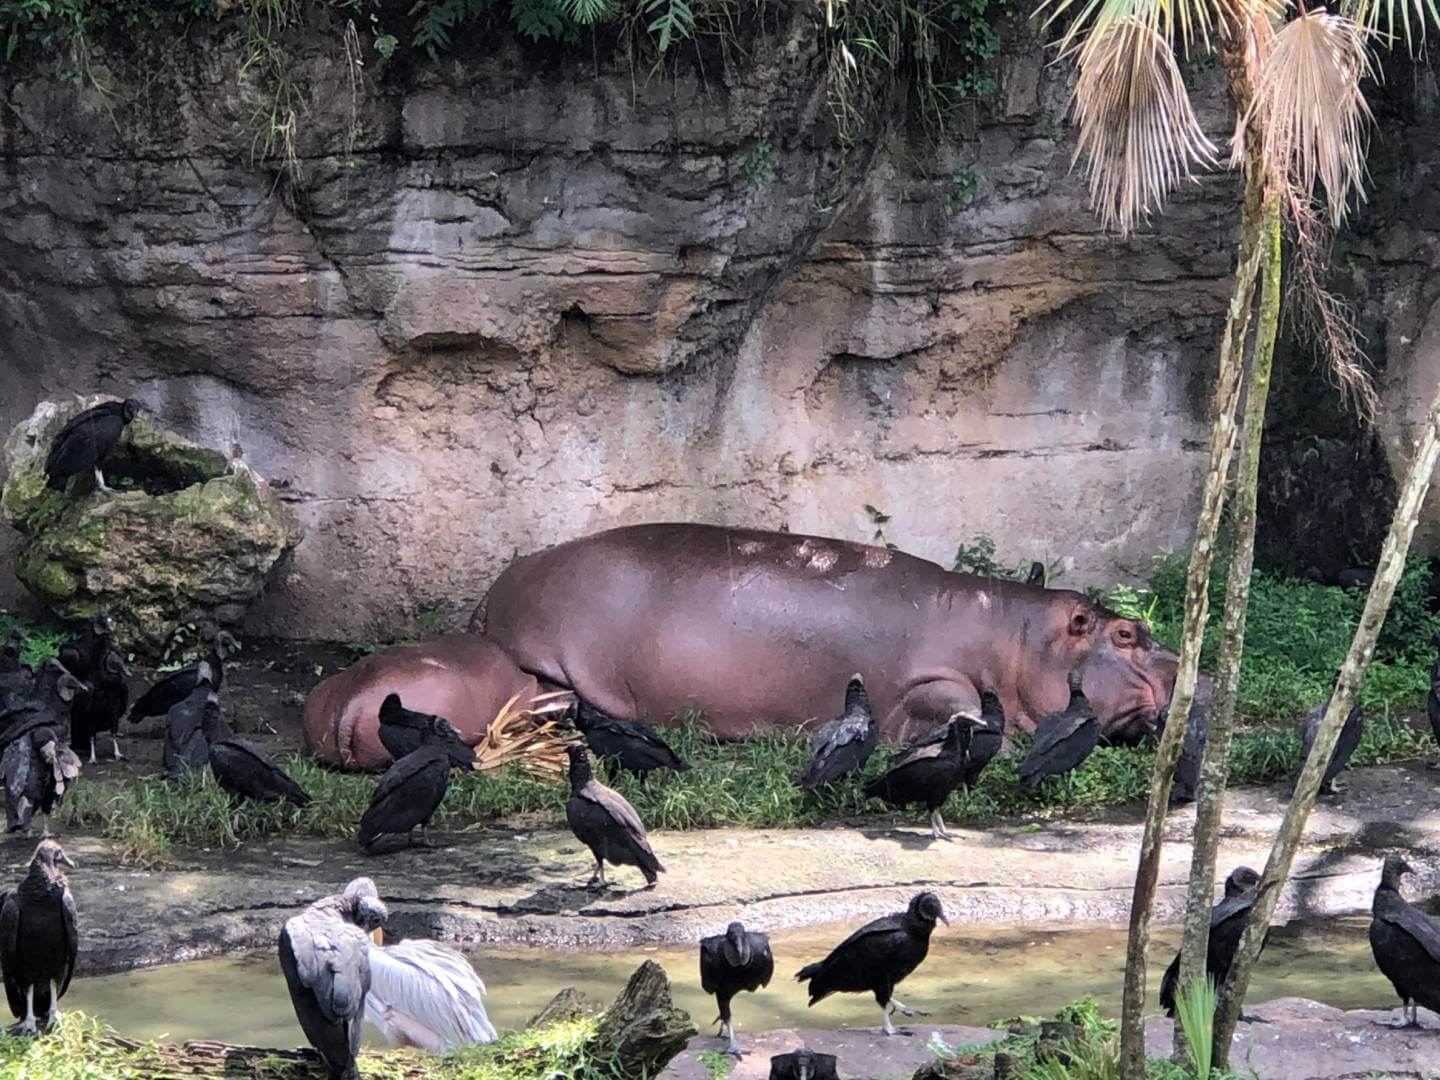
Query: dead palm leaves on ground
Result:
<box><xmin>473</xmin><ymin>690</ymin><xmax>577</xmax><ymax>780</ymax></box>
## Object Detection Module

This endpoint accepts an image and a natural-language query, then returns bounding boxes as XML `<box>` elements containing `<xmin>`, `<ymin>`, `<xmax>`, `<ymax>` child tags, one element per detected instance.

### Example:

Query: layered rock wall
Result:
<box><xmin>0</xmin><ymin>7</ymin><xmax>1240</xmax><ymax>640</ymax></box>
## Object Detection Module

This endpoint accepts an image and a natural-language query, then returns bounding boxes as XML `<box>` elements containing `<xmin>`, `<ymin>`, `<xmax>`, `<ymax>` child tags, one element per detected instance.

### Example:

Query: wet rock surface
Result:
<box><xmin>28</xmin><ymin>756</ymin><xmax>1440</xmax><ymax>979</ymax></box>
<box><xmin>661</xmin><ymin>1001</ymin><xmax>1440</xmax><ymax>1079</ymax></box>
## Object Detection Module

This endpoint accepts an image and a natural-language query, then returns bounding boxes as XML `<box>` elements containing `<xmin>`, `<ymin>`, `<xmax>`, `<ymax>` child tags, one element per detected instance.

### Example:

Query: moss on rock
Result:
<box><xmin>1</xmin><ymin>398</ymin><xmax>301</xmax><ymax>657</ymax></box>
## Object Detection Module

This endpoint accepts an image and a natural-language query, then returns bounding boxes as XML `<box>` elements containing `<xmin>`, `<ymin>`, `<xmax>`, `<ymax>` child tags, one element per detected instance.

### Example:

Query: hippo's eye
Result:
<box><xmin>1115</xmin><ymin>625</ymin><xmax>1136</xmax><ymax>645</ymax></box>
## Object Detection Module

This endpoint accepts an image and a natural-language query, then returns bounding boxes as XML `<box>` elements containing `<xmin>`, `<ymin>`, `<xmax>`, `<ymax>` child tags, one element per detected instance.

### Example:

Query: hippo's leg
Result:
<box><xmin>886</xmin><ymin>677</ymin><xmax>982</xmax><ymax>742</ymax></box>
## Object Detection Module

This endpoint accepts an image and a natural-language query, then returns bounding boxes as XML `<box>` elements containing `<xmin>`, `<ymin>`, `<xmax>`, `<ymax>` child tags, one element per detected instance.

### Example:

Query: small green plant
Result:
<box><xmin>1102</xmin><ymin>583</ymin><xmax>1161</xmax><ymax>625</ymax></box>
<box><xmin>863</xmin><ymin>503</ymin><xmax>894</xmax><ymax>546</ymax></box>
<box><xmin>948</xmin><ymin>165</ymin><xmax>982</xmax><ymax>210</ymax></box>
<box><xmin>1174</xmin><ymin>977</ymin><xmax>1218</xmax><ymax>1080</ymax></box>
<box><xmin>697</xmin><ymin>1049</ymin><xmax>735</xmax><ymax>1080</ymax></box>
<box><xmin>741</xmin><ymin>137</ymin><xmax>773</xmax><ymax>184</ymax></box>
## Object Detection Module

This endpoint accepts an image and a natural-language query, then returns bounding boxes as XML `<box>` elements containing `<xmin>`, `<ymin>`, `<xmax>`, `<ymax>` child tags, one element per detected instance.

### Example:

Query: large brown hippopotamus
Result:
<box><xmin>302</xmin><ymin>634</ymin><xmax>549</xmax><ymax>770</ymax></box>
<box><xmin>473</xmin><ymin>523</ymin><xmax>1178</xmax><ymax>744</ymax></box>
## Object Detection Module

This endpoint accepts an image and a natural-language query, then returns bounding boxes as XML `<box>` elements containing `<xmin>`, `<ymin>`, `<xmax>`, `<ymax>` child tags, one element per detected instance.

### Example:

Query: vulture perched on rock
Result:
<box><xmin>358</xmin><ymin>744</ymin><xmax>450</xmax><ymax>851</ymax></box>
<box><xmin>44</xmin><ymin>398</ymin><xmax>141</xmax><ymax>493</ymax></box>
<box><xmin>1369</xmin><ymin>854</ymin><xmax>1440</xmax><ymax>1028</ymax></box>
<box><xmin>1158</xmin><ymin>865</ymin><xmax>1264</xmax><ymax>1016</ymax></box>
<box><xmin>863</xmin><ymin>717</ymin><xmax>973</xmax><ymax>841</ymax></box>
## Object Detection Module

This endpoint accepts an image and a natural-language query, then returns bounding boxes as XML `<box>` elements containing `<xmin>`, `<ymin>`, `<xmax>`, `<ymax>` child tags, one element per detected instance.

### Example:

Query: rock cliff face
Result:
<box><xmin>0</xmin><ymin>7</ymin><xmax>1245</xmax><ymax>641</ymax></box>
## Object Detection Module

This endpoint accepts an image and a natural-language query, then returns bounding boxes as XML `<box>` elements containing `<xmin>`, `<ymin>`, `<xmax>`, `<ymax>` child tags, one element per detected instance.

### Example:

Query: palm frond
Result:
<box><xmin>1071</xmin><ymin>18</ymin><xmax>1217</xmax><ymax>237</ymax></box>
<box><xmin>474</xmin><ymin>690</ymin><xmax>577</xmax><ymax>779</ymax></box>
<box><xmin>1232</xmin><ymin>11</ymin><xmax>1374</xmax><ymax>224</ymax></box>
<box><xmin>1037</xmin><ymin>0</ymin><xmax>1269</xmax><ymax>63</ymax></box>
<box><xmin>1344</xmin><ymin>0</ymin><xmax>1440</xmax><ymax>53</ymax></box>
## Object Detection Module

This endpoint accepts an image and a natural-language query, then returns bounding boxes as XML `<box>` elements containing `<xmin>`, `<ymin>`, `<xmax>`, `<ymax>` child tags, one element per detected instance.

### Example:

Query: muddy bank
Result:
<box><xmin>662</xmin><ymin>999</ymin><xmax>1440</xmax><ymax>1079</ymax></box>
<box><xmin>29</xmin><ymin>758</ymin><xmax>1439</xmax><ymax>977</ymax></box>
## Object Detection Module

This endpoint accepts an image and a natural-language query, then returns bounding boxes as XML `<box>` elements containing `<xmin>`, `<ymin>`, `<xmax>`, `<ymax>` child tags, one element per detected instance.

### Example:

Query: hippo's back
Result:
<box><xmin>475</xmin><ymin>523</ymin><xmax>958</xmax><ymax>738</ymax></box>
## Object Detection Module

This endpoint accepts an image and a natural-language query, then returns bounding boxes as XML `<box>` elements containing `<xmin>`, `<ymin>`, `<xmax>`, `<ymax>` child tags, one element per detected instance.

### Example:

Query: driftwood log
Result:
<box><xmin>65</xmin><ymin>960</ymin><xmax>695</xmax><ymax>1078</ymax></box>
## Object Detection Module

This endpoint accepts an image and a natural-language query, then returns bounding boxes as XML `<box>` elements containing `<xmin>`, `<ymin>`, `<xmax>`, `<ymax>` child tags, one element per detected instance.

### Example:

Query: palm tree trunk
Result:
<box><xmin>1117</xmin><ymin>186</ymin><xmax>1269</xmax><ymax>1078</ymax></box>
<box><xmin>1212</xmin><ymin>378</ymin><xmax>1440</xmax><ymax>1064</ymax></box>
<box><xmin>1174</xmin><ymin>199</ymin><xmax>1281</xmax><ymax>1047</ymax></box>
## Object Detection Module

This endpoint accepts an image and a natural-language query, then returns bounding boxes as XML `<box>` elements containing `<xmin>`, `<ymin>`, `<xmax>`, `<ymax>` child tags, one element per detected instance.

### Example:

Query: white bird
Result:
<box><xmin>362</xmin><ymin>936</ymin><xmax>497</xmax><ymax>1053</ymax></box>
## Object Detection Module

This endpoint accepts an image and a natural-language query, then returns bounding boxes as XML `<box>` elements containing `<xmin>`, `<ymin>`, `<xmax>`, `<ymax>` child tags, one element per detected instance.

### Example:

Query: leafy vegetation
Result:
<box><xmin>931</xmin><ymin>995</ymin><xmax>1237</xmax><ymax>1079</ymax></box>
<box><xmin>0</xmin><ymin>1010</ymin><xmax>625</xmax><ymax>1080</ymax></box>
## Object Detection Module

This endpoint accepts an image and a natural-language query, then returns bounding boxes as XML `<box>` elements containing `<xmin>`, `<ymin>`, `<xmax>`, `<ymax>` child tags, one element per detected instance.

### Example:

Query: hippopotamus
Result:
<box><xmin>302</xmin><ymin>634</ymin><xmax>551</xmax><ymax>771</ymax></box>
<box><xmin>473</xmin><ymin>523</ymin><xmax>1177</xmax><ymax>743</ymax></box>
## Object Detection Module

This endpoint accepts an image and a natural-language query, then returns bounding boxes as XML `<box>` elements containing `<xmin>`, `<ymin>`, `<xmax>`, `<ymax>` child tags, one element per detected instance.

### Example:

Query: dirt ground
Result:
<box><xmin>78</xmin><ymin>639</ymin><xmax>356</xmax><ymax>779</ymax></box>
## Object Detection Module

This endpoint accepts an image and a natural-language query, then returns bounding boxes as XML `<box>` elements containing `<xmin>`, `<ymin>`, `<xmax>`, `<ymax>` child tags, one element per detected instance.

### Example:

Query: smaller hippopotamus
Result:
<box><xmin>303</xmin><ymin>634</ymin><xmax>556</xmax><ymax>771</ymax></box>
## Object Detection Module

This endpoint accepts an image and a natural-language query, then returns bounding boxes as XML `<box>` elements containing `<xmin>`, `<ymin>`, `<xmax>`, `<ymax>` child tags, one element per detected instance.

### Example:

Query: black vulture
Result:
<box><xmin>1</xmin><ymin>725</ymin><xmax>81</xmax><ymax>835</ymax></box>
<box><xmin>797</xmin><ymin>674</ymin><xmax>877</xmax><ymax>792</ymax></box>
<box><xmin>56</xmin><ymin>611</ymin><xmax>113</xmax><ymax>684</ymax></box>
<box><xmin>206</xmin><ymin>706</ymin><xmax>311</xmax><ymax>807</ymax></box>
<box><xmin>279</xmin><ymin>879</ymin><xmax>388</xmax><ymax>1080</ymax></box>
<box><xmin>699</xmin><ymin>921</ymin><xmax>774</xmax><ymax>1056</ymax></box>
<box><xmin>1019</xmin><ymin>670</ymin><xmax>1097</xmax><ymax>787</ymax></box>
<box><xmin>358</xmin><ymin>744</ymin><xmax>450</xmax><ymax>851</ymax></box>
<box><xmin>163</xmin><ymin>687</ymin><xmax>220</xmax><ymax>781</ymax></box>
<box><xmin>1</xmin><ymin>661</ymin><xmax>85</xmax><ymax>746</ymax></box>
<box><xmin>564</xmin><ymin>744</ymin><xmax>664</xmax><ymax>888</ymax></box>
<box><xmin>769</xmin><ymin>1048</ymin><xmax>840</xmax><ymax>1080</ymax></box>
<box><xmin>0</xmin><ymin>631</ymin><xmax>24</xmax><ymax>676</ymax></box>
<box><xmin>960</xmin><ymin>689</ymin><xmax>1005</xmax><ymax>791</ymax></box>
<box><xmin>1427</xmin><ymin>634</ymin><xmax>1440</xmax><ymax>771</ymax></box>
<box><xmin>0</xmin><ymin>839</ymin><xmax>78</xmax><ymax>1035</ymax></box>
<box><xmin>1157</xmin><ymin>680</ymin><xmax>1212</xmax><ymax>807</ymax></box>
<box><xmin>572</xmin><ymin>697</ymin><xmax>690</xmax><ymax>780</ymax></box>
<box><xmin>795</xmin><ymin>891</ymin><xmax>947</xmax><ymax>1036</ymax></box>
<box><xmin>44</xmin><ymin>398</ymin><xmax>141</xmax><ymax>493</ymax></box>
<box><xmin>1296</xmin><ymin>696</ymin><xmax>1363</xmax><ymax>796</ymax></box>
<box><xmin>0</xmin><ymin>636</ymin><xmax>32</xmax><ymax>713</ymax></box>
<box><xmin>129</xmin><ymin>631</ymin><xmax>238</xmax><ymax>724</ymax></box>
<box><xmin>70</xmin><ymin>648</ymin><xmax>131</xmax><ymax>764</ymax></box>
<box><xmin>1369</xmin><ymin>854</ymin><xmax>1440</xmax><ymax>1028</ymax></box>
<box><xmin>377</xmin><ymin>693</ymin><xmax>475</xmax><ymax>769</ymax></box>
<box><xmin>862</xmin><ymin>717</ymin><xmax>972</xmax><ymax>840</ymax></box>
<box><xmin>1025</xmin><ymin>561</ymin><xmax>1047</xmax><ymax>587</ymax></box>
<box><xmin>354</xmin><ymin>874</ymin><xmax>496</xmax><ymax>1051</ymax></box>
<box><xmin>1158</xmin><ymin>865</ymin><xmax>1263</xmax><ymax>1016</ymax></box>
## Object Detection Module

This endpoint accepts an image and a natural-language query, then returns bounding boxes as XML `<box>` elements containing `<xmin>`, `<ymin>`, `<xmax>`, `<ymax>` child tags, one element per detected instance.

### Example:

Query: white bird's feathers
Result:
<box><xmin>363</xmin><ymin>939</ymin><xmax>496</xmax><ymax>1053</ymax></box>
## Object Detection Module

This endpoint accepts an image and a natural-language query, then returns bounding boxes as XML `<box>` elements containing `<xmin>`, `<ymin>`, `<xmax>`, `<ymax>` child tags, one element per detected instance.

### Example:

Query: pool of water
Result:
<box><xmin>64</xmin><ymin>917</ymin><xmax>1395</xmax><ymax>1049</ymax></box>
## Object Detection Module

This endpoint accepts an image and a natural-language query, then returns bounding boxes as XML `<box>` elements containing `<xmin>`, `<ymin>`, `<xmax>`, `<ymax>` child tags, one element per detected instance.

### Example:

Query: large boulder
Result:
<box><xmin>1</xmin><ymin>397</ymin><xmax>300</xmax><ymax>656</ymax></box>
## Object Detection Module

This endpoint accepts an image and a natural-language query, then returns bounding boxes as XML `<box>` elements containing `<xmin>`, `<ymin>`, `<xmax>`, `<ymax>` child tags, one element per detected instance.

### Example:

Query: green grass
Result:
<box><xmin>0</xmin><ymin>1011</ymin><xmax>624</xmax><ymax>1080</ymax></box>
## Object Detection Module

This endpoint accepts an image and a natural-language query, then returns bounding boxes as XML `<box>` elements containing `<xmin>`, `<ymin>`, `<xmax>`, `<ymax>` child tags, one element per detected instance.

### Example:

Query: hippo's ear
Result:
<box><xmin>1067</xmin><ymin>606</ymin><xmax>1095</xmax><ymax>638</ymax></box>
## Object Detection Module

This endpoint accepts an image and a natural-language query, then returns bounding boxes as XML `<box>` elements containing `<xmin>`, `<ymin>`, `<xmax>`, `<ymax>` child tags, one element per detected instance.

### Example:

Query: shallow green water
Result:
<box><xmin>63</xmin><ymin>917</ymin><xmax>1395</xmax><ymax>1049</ymax></box>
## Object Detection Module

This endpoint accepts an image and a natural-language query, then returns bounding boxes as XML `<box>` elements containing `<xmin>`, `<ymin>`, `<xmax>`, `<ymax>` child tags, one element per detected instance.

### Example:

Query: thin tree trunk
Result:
<box><xmin>1173</xmin><ymin>199</ymin><xmax>1281</xmax><ymax>1049</ymax></box>
<box><xmin>1117</xmin><ymin>192</ymin><xmax>1269</xmax><ymax>1078</ymax></box>
<box><xmin>1212</xmin><ymin>379</ymin><xmax>1440</xmax><ymax>1064</ymax></box>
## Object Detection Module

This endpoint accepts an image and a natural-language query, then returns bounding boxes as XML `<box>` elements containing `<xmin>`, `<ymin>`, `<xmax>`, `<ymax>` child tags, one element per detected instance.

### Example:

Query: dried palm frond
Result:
<box><xmin>1232</xmin><ymin>11</ymin><xmax>1374</xmax><ymax>224</ymax></box>
<box><xmin>1343</xmin><ymin>0</ymin><xmax>1439</xmax><ymax>53</ymax></box>
<box><xmin>1040</xmin><ymin>0</ymin><xmax>1271</xmax><ymax>64</ymax></box>
<box><xmin>473</xmin><ymin>690</ymin><xmax>578</xmax><ymax>780</ymax></box>
<box><xmin>1071</xmin><ymin>18</ymin><xmax>1217</xmax><ymax>236</ymax></box>
<box><xmin>1284</xmin><ymin>194</ymin><xmax>1377</xmax><ymax>421</ymax></box>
